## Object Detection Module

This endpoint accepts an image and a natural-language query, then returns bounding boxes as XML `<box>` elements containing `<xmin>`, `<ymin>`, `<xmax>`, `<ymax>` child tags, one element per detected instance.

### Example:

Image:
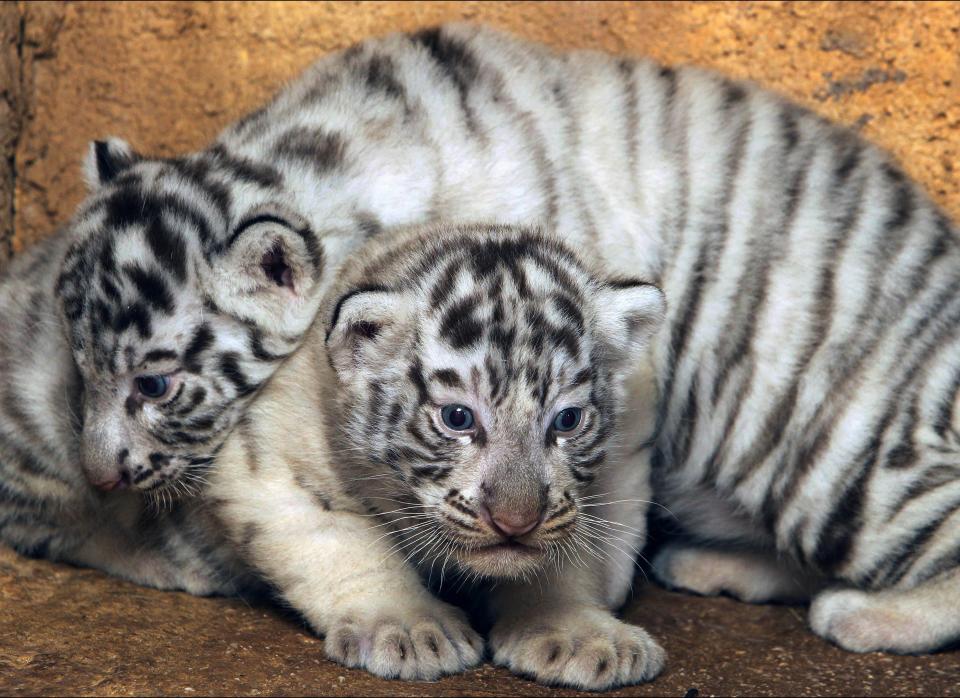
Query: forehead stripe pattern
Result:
<box><xmin>334</xmin><ymin>228</ymin><xmax>635</xmax><ymax>497</ymax></box>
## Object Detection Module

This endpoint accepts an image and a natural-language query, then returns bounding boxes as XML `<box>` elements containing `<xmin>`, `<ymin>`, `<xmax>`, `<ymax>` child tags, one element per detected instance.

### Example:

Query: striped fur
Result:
<box><xmin>209</xmin><ymin>223</ymin><xmax>666</xmax><ymax>688</ymax></box>
<box><xmin>0</xmin><ymin>23</ymin><xmax>956</xmax><ymax>652</ymax></box>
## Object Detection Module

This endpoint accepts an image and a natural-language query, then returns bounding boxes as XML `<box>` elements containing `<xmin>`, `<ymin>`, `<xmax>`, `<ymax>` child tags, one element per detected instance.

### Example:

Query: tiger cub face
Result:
<box><xmin>56</xmin><ymin>139</ymin><xmax>326</xmax><ymax>494</ymax></box>
<box><xmin>325</xmin><ymin>224</ymin><xmax>665</xmax><ymax>579</ymax></box>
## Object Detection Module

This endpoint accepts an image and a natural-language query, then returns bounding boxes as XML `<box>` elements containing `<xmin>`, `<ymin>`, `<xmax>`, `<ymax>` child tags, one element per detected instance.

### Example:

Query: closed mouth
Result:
<box><xmin>471</xmin><ymin>540</ymin><xmax>542</xmax><ymax>556</ymax></box>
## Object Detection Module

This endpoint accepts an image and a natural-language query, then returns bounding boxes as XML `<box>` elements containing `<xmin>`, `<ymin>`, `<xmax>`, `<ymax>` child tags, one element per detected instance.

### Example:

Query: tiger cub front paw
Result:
<box><xmin>490</xmin><ymin>607</ymin><xmax>665</xmax><ymax>690</ymax></box>
<box><xmin>323</xmin><ymin>598</ymin><xmax>484</xmax><ymax>681</ymax></box>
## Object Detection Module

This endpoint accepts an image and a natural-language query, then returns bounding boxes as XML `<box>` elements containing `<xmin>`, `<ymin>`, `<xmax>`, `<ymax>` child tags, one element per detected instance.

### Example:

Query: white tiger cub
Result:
<box><xmin>210</xmin><ymin>222</ymin><xmax>667</xmax><ymax>689</ymax></box>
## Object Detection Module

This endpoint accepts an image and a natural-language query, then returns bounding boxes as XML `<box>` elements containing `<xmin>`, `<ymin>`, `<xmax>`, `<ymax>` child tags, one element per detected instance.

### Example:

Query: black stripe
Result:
<box><xmin>206</xmin><ymin>144</ymin><xmax>282</xmax><ymax>189</ymax></box>
<box><xmin>292</xmin><ymin>224</ymin><xmax>324</xmax><ymax>279</ymax></box>
<box><xmin>123</xmin><ymin>265</ymin><xmax>174</xmax><ymax>314</ymax></box>
<box><xmin>883</xmin><ymin>496</ymin><xmax>960</xmax><ymax>587</ymax></box>
<box><xmin>175</xmin><ymin>387</ymin><xmax>208</xmax><ymax>417</ymax></box>
<box><xmin>112</xmin><ymin>302</ymin><xmax>152</xmax><ymax>339</ymax></box>
<box><xmin>104</xmin><ymin>185</ymin><xmax>149</xmax><ymax>231</ymax></box>
<box><xmin>910</xmin><ymin>538</ymin><xmax>960</xmax><ymax>587</ymax></box>
<box><xmin>440</xmin><ymin>295</ymin><xmax>483</xmax><ymax>350</ymax></box>
<box><xmin>326</xmin><ymin>285</ymin><xmax>390</xmax><ymax>342</ymax></box>
<box><xmin>551</xmin><ymin>293</ymin><xmax>584</xmax><ymax>333</ymax></box>
<box><xmin>810</xmin><ymin>437</ymin><xmax>879</xmax><ymax>571</ymax></box>
<box><xmin>183</xmin><ymin>323</ymin><xmax>214</xmax><ymax>373</ymax></box>
<box><xmin>570</xmin><ymin>367</ymin><xmax>592</xmax><ymax>388</ymax></box>
<box><xmin>888</xmin><ymin>464</ymin><xmax>960</xmax><ymax>518</ymax></box>
<box><xmin>933</xmin><ymin>365</ymin><xmax>960</xmax><ymax>437</ymax></box>
<box><xmin>413</xmin><ymin>27</ymin><xmax>482</xmax><ymax>135</ymax></box>
<box><xmin>273</xmin><ymin>126</ymin><xmax>346</xmax><ymax>175</ymax></box>
<box><xmin>605</xmin><ymin>277</ymin><xmax>658</xmax><ymax>290</ymax></box>
<box><xmin>165</xmin><ymin>381</ymin><xmax>186</xmax><ymax>408</ymax></box>
<box><xmin>407</xmin><ymin>422</ymin><xmax>442</xmax><ymax>452</ymax></box>
<box><xmin>219</xmin><ymin>352</ymin><xmax>257</xmax><ymax>397</ymax></box>
<box><xmin>172</xmin><ymin>159</ymin><xmax>232</xmax><ymax>224</ymax></box>
<box><xmin>227</xmin><ymin>214</ymin><xmax>293</xmax><ymax>250</ymax></box>
<box><xmin>407</xmin><ymin>359</ymin><xmax>430</xmax><ymax>405</ymax></box>
<box><xmin>185</xmin><ymin>413</ymin><xmax>219</xmax><ymax>431</ymax></box>
<box><xmin>247</xmin><ymin>326</ymin><xmax>290</xmax><ymax>362</ymax></box>
<box><xmin>572</xmin><ymin>451</ymin><xmax>606</xmax><ymax>470</ymax></box>
<box><xmin>429</xmin><ymin>260</ymin><xmax>463</xmax><ymax>308</ymax></box>
<box><xmin>569</xmin><ymin>467</ymin><xmax>596</xmax><ymax>483</ymax></box>
<box><xmin>431</xmin><ymin>369</ymin><xmax>463</xmax><ymax>389</ymax></box>
<box><xmin>881</xmin><ymin>164</ymin><xmax>915</xmax><ymax>233</ymax></box>
<box><xmin>771</xmin><ymin>234</ymin><xmax>959</xmax><ymax>517</ymax></box>
<box><xmin>145</xmin><ymin>218</ymin><xmax>188</xmax><ymax>282</ymax></box>
<box><xmin>144</xmin><ymin>349</ymin><xmax>178</xmax><ymax>364</ymax></box>
<box><xmin>361</xmin><ymin>53</ymin><xmax>407</xmax><ymax>102</ymax></box>
<box><xmin>94</xmin><ymin>140</ymin><xmax>125</xmax><ymax>183</ymax></box>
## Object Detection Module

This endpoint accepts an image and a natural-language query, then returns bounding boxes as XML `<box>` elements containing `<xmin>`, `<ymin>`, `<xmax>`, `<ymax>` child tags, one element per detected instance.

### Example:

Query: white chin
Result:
<box><xmin>456</xmin><ymin>542</ymin><xmax>547</xmax><ymax>578</ymax></box>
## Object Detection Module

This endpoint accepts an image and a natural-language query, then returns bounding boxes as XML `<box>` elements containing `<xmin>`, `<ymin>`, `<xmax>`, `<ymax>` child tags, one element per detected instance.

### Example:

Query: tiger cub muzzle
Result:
<box><xmin>438</xmin><ymin>481</ymin><xmax>582</xmax><ymax>578</ymax></box>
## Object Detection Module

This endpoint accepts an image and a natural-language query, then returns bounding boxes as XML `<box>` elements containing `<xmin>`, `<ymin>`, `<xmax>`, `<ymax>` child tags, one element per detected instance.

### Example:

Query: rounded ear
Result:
<box><xmin>325</xmin><ymin>288</ymin><xmax>414</xmax><ymax>381</ymax></box>
<box><xmin>204</xmin><ymin>213</ymin><xmax>325</xmax><ymax>338</ymax></box>
<box><xmin>83</xmin><ymin>138</ymin><xmax>141</xmax><ymax>190</ymax></box>
<box><xmin>594</xmin><ymin>280</ymin><xmax>666</xmax><ymax>365</ymax></box>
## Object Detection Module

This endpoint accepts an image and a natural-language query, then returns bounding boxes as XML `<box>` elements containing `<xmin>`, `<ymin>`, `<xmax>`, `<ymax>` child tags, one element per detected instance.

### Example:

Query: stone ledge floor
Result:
<box><xmin>1</xmin><ymin>545</ymin><xmax>957</xmax><ymax>696</ymax></box>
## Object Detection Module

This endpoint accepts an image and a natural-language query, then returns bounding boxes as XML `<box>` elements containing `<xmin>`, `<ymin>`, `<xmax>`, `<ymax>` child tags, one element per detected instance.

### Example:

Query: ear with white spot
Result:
<box><xmin>594</xmin><ymin>280</ymin><xmax>666</xmax><ymax>365</ymax></box>
<box><xmin>205</xmin><ymin>213</ymin><xmax>325</xmax><ymax>338</ymax></box>
<box><xmin>82</xmin><ymin>138</ymin><xmax>141</xmax><ymax>190</ymax></box>
<box><xmin>326</xmin><ymin>288</ymin><xmax>415</xmax><ymax>381</ymax></box>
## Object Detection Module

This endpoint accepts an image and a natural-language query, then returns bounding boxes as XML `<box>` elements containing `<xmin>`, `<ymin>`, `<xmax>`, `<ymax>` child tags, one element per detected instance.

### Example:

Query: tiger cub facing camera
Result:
<box><xmin>210</xmin><ymin>222</ymin><xmax>667</xmax><ymax>690</ymax></box>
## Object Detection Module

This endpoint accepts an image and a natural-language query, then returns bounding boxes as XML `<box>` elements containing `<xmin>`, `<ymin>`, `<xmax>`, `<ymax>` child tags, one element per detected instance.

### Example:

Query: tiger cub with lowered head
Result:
<box><xmin>210</xmin><ymin>222</ymin><xmax>667</xmax><ymax>690</ymax></box>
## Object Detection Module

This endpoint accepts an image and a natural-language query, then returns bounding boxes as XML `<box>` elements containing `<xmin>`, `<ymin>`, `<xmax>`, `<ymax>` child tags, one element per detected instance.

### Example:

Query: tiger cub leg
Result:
<box><xmin>488</xmin><ymin>442</ymin><xmax>665</xmax><ymax>690</ymax></box>
<box><xmin>652</xmin><ymin>543</ymin><xmax>823</xmax><ymax>603</ymax></box>
<box><xmin>220</xmin><ymin>482</ymin><xmax>484</xmax><ymax>679</ymax></box>
<box><xmin>810</xmin><ymin>567</ymin><xmax>960</xmax><ymax>653</ymax></box>
<box><xmin>488</xmin><ymin>565</ymin><xmax>666</xmax><ymax>690</ymax></box>
<box><xmin>212</xmin><ymin>422</ymin><xmax>483</xmax><ymax>679</ymax></box>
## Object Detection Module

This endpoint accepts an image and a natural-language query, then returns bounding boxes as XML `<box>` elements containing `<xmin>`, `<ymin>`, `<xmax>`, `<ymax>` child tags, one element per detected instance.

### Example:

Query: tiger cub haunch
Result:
<box><xmin>211</xmin><ymin>223</ymin><xmax>666</xmax><ymax>689</ymax></box>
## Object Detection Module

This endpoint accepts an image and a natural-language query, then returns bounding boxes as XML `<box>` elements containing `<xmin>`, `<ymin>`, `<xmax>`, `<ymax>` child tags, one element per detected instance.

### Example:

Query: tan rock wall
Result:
<box><xmin>0</xmin><ymin>3</ymin><xmax>22</xmax><ymax>266</ymax></box>
<box><xmin>4</xmin><ymin>1</ymin><xmax>960</xmax><ymax>262</ymax></box>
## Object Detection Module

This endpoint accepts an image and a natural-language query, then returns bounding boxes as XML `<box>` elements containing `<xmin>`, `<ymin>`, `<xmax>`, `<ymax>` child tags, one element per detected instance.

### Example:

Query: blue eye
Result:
<box><xmin>136</xmin><ymin>375</ymin><xmax>171</xmax><ymax>399</ymax></box>
<box><xmin>552</xmin><ymin>407</ymin><xmax>582</xmax><ymax>433</ymax></box>
<box><xmin>441</xmin><ymin>404</ymin><xmax>475</xmax><ymax>431</ymax></box>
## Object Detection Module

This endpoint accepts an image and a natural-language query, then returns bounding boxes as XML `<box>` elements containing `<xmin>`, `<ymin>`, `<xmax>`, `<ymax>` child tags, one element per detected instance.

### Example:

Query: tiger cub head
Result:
<box><xmin>56</xmin><ymin>138</ymin><xmax>328</xmax><ymax>494</ymax></box>
<box><xmin>324</xmin><ymin>223</ymin><xmax>666</xmax><ymax>579</ymax></box>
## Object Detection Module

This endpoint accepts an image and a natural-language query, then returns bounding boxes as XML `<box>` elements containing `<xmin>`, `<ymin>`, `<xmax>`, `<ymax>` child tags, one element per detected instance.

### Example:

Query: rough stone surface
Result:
<box><xmin>4</xmin><ymin>1</ymin><xmax>960</xmax><ymax>258</ymax></box>
<box><xmin>1</xmin><ymin>546</ymin><xmax>958</xmax><ymax>697</ymax></box>
<box><xmin>0</xmin><ymin>2</ymin><xmax>21</xmax><ymax>265</ymax></box>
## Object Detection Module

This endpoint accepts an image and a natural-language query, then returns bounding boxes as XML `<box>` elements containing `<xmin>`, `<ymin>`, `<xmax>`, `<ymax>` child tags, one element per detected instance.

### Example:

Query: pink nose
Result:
<box><xmin>93</xmin><ymin>471</ymin><xmax>130</xmax><ymax>492</ymax></box>
<box><xmin>489</xmin><ymin>510</ymin><xmax>541</xmax><ymax>539</ymax></box>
